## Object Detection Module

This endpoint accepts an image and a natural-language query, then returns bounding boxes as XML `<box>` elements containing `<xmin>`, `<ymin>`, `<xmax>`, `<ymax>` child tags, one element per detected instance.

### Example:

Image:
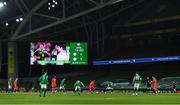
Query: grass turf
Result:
<box><xmin>0</xmin><ymin>92</ymin><xmax>180</xmax><ymax>104</ymax></box>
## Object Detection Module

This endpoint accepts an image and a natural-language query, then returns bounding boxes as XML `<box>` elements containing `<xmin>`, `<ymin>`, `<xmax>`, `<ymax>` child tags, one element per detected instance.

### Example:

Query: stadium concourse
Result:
<box><xmin>0</xmin><ymin>0</ymin><xmax>180</xmax><ymax>104</ymax></box>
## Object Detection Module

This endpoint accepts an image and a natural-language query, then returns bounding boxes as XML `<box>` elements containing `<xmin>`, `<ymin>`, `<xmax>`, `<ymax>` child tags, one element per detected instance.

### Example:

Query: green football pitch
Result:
<box><xmin>0</xmin><ymin>92</ymin><xmax>180</xmax><ymax>104</ymax></box>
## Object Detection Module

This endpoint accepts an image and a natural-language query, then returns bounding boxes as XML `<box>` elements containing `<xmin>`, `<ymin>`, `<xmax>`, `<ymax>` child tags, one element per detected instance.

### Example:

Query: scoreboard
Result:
<box><xmin>70</xmin><ymin>42</ymin><xmax>88</xmax><ymax>65</ymax></box>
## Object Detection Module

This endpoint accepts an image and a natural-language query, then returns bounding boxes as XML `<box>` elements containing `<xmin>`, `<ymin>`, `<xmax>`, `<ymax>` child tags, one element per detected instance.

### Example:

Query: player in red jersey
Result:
<box><xmin>51</xmin><ymin>75</ymin><xmax>57</xmax><ymax>94</ymax></box>
<box><xmin>13</xmin><ymin>78</ymin><xmax>18</xmax><ymax>93</ymax></box>
<box><xmin>88</xmin><ymin>80</ymin><xmax>96</xmax><ymax>93</ymax></box>
<box><xmin>152</xmin><ymin>76</ymin><xmax>158</xmax><ymax>93</ymax></box>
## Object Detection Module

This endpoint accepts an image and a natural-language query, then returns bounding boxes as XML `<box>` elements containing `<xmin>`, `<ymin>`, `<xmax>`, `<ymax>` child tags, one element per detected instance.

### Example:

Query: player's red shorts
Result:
<box><xmin>52</xmin><ymin>86</ymin><xmax>56</xmax><ymax>90</ymax></box>
<box><xmin>153</xmin><ymin>84</ymin><xmax>157</xmax><ymax>91</ymax></box>
<box><xmin>14</xmin><ymin>86</ymin><xmax>18</xmax><ymax>91</ymax></box>
<box><xmin>52</xmin><ymin>84</ymin><xmax>56</xmax><ymax>88</ymax></box>
<box><xmin>89</xmin><ymin>86</ymin><xmax>94</xmax><ymax>91</ymax></box>
<box><xmin>52</xmin><ymin>84</ymin><xmax>56</xmax><ymax>93</ymax></box>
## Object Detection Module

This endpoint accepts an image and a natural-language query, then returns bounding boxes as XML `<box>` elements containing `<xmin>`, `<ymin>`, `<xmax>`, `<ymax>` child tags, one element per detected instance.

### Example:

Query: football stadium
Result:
<box><xmin>0</xmin><ymin>0</ymin><xmax>180</xmax><ymax>104</ymax></box>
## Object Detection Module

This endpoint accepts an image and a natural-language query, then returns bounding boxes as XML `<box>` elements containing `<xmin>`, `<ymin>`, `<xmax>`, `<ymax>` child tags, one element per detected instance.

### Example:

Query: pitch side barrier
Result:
<box><xmin>53</xmin><ymin>88</ymin><xmax>179</xmax><ymax>93</ymax></box>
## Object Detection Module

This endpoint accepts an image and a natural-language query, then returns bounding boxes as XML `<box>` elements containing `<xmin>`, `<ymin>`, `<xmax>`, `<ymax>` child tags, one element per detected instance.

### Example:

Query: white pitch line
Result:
<box><xmin>105</xmin><ymin>97</ymin><xmax>113</xmax><ymax>99</ymax></box>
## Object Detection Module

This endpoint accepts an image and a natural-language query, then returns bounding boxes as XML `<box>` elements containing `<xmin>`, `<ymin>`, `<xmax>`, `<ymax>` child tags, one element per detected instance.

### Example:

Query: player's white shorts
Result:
<box><xmin>134</xmin><ymin>83</ymin><xmax>140</xmax><ymax>89</ymax></box>
<box><xmin>8</xmin><ymin>85</ymin><xmax>12</xmax><ymax>89</ymax></box>
<box><xmin>40</xmin><ymin>84</ymin><xmax>47</xmax><ymax>89</ymax></box>
<box><xmin>60</xmin><ymin>86</ymin><xmax>65</xmax><ymax>90</ymax></box>
<box><xmin>75</xmin><ymin>86</ymin><xmax>81</xmax><ymax>91</ymax></box>
<box><xmin>106</xmin><ymin>87</ymin><xmax>114</xmax><ymax>90</ymax></box>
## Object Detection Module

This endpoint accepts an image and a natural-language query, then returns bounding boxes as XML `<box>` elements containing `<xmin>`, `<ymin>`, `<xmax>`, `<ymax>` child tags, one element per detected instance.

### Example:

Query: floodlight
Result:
<box><xmin>3</xmin><ymin>2</ymin><xmax>6</xmax><ymax>5</ymax></box>
<box><xmin>0</xmin><ymin>2</ymin><xmax>4</xmax><ymax>8</ymax></box>
<box><xmin>16</xmin><ymin>19</ymin><xmax>20</xmax><ymax>22</ymax></box>
<box><xmin>55</xmin><ymin>2</ymin><xmax>58</xmax><ymax>5</ymax></box>
<box><xmin>19</xmin><ymin>18</ymin><xmax>23</xmax><ymax>21</ymax></box>
<box><xmin>5</xmin><ymin>22</ymin><xmax>9</xmax><ymax>26</ymax></box>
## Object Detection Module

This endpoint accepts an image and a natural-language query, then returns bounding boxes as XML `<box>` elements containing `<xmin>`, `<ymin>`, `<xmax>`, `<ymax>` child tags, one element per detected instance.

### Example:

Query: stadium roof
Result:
<box><xmin>1</xmin><ymin>0</ymin><xmax>180</xmax><ymax>42</ymax></box>
<box><xmin>0</xmin><ymin>0</ymin><xmax>145</xmax><ymax>41</ymax></box>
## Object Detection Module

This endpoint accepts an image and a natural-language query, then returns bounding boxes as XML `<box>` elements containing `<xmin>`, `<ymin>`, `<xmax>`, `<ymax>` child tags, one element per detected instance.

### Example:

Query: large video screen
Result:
<box><xmin>30</xmin><ymin>42</ymin><xmax>87</xmax><ymax>65</ymax></box>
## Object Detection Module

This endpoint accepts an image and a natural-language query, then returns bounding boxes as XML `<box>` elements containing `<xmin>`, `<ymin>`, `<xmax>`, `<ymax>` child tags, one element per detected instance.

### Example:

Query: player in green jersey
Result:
<box><xmin>59</xmin><ymin>78</ymin><xmax>66</xmax><ymax>93</ymax></box>
<box><xmin>8</xmin><ymin>78</ymin><xmax>13</xmax><ymax>93</ymax></box>
<box><xmin>39</xmin><ymin>71</ymin><xmax>49</xmax><ymax>97</ymax></box>
<box><xmin>105</xmin><ymin>82</ymin><xmax>114</xmax><ymax>93</ymax></box>
<box><xmin>74</xmin><ymin>80</ymin><xmax>85</xmax><ymax>95</ymax></box>
<box><xmin>132</xmin><ymin>72</ymin><xmax>142</xmax><ymax>95</ymax></box>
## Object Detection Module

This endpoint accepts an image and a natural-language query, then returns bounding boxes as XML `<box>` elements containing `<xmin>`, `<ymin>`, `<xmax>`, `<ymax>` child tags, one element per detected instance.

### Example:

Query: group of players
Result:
<box><xmin>7</xmin><ymin>72</ymin><xmax>177</xmax><ymax>97</ymax></box>
<box><xmin>39</xmin><ymin>71</ymin><xmax>94</xmax><ymax>97</ymax></box>
<box><xmin>7</xmin><ymin>71</ymin><xmax>95</xmax><ymax>97</ymax></box>
<box><xmin>132</xmin><ymin>73</ymin><xmax>158</xmax><ymax>95</ymax></box>
<box><xmin>39</xmin><ymin>72</ymin><xmax>159</xmax><ymax>97</ymax></box>
<box><xmin>133</xmin><ymin>72</ymin><xmax>177</xmax><ymax>95</ymax></box>
<box><xmin>7</xmin><ymin>78</ymin><xmax>18</xmax><ymax>93</ymax></box>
